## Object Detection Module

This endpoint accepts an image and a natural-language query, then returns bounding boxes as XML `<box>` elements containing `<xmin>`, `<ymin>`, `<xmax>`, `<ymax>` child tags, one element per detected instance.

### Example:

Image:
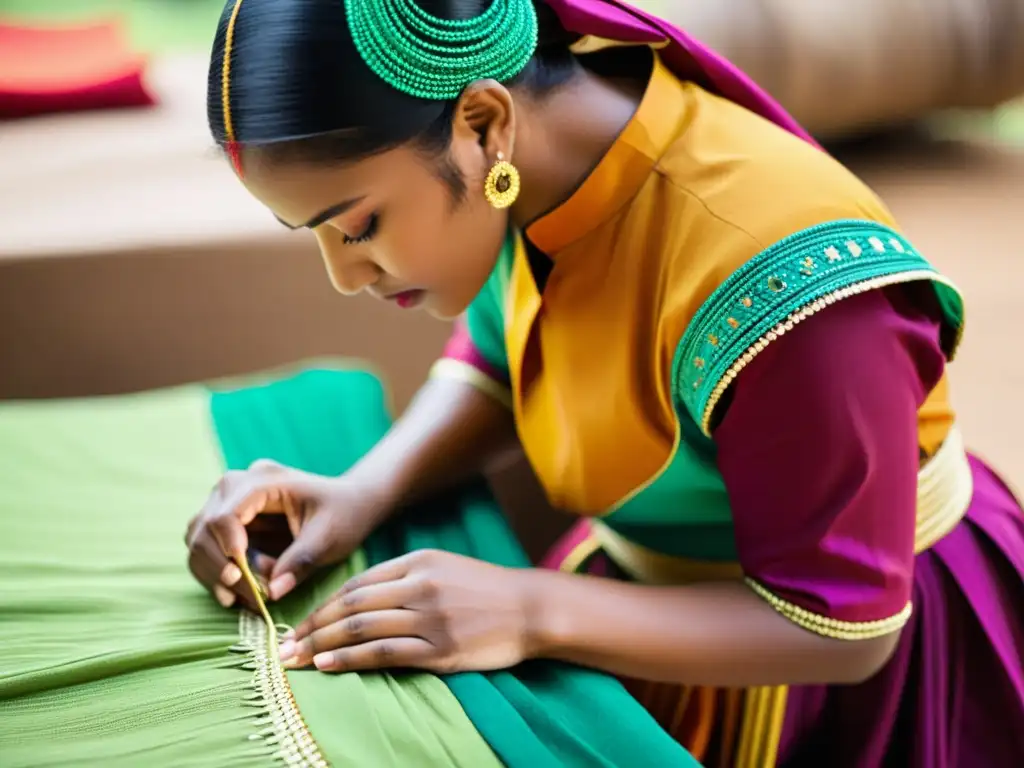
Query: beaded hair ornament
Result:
<box><xmin>220</xmin><ymin>0</ymin><xmax>538</xmax><ymax>200</ymax></box>
<box><xmin>344</xmin><ymin>0</ymin><xmax>539</xmax><ymax>100</ymax></box>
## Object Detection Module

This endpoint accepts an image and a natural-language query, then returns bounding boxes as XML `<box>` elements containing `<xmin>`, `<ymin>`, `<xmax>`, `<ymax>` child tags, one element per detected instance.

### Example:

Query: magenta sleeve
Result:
<box><xmin>714</xmin><ymin>288</ymin><xmax>947</xmax><ymax>634</ymax></box>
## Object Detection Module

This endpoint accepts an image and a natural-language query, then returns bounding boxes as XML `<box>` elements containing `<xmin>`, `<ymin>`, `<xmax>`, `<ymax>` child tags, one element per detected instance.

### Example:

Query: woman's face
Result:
<box><xmin>239</xmin><ymin>135</ymin><xmax>508</xmax><ymax>319</ymax></box>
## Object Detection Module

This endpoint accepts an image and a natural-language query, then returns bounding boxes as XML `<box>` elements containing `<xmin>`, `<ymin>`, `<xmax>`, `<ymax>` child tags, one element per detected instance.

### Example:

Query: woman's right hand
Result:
<box><xmin>185</xmin><ymin>459</ymin><xmax>392</xmax><ymax>609</ymax></box>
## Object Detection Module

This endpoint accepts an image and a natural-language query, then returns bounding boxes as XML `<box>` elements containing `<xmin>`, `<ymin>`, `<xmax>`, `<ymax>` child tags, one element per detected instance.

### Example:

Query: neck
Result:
<box><xmin>509</xmin><ymin>65</ymin><xmax>645</xmax><ymax>231</ymax></box>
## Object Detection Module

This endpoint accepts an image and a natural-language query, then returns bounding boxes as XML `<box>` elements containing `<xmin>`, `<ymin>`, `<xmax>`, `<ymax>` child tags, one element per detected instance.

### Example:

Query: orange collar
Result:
<box><xmin>525</xmin><ymin>53</ymin><xmax>689</xmax><ymax>255</ymax></box>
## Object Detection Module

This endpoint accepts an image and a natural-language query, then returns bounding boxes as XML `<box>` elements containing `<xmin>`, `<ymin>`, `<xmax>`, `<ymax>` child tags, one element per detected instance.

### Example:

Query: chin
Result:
<box><xmin>424</xmin><ymin>305</ymin><xmax>459</xmax><ymax>321</ymax></box>
<box><xmin>424</xmin><ymin>292</ymin><xmax>471</xmax><ymax>321</ymax></box>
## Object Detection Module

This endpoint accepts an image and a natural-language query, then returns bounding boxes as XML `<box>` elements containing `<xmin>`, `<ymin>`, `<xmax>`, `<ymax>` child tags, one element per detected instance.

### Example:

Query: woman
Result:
<box><xmin>187</xmin><ymin>0</ymin><xmax>1024</xmax><ymax>765</ymax></box>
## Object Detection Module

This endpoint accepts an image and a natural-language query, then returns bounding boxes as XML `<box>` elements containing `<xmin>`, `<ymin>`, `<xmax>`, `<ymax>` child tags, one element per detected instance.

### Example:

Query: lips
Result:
<box><xmin>392</xmin><ymin>289</ymin><xmax>425</xmax><ymax>309</ymax></box>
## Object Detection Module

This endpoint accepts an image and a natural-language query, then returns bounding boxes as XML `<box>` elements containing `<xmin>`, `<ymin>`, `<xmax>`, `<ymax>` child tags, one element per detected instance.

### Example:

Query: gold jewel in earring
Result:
<box><xmin>483</xmin><ymin>151</ymin><xmax>520</xmax><ymax>209</ymax></box>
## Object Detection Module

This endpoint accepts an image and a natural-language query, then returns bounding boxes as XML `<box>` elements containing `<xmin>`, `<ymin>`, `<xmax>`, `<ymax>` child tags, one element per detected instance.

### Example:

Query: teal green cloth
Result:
<box><xmin>213</xmin><ymin>366</ymin><xmax>698</xmax><ymax>768</ymax></box>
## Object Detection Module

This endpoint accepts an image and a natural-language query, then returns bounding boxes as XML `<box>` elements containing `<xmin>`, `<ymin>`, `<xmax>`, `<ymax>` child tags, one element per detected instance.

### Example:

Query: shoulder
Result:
<box><xmin>653</xmin><ymin>82</ymin><xmax>897</xmax><ymax>253</ymax></box>
<box><xmin>631</xmin><ymin>80</ymin><xmax>905</xmax><ymax>344</ymax></box>
<box><xmin>644</xmin><ymin>86</ymin><xmax>960</xmax><ymax>433</ymax></box>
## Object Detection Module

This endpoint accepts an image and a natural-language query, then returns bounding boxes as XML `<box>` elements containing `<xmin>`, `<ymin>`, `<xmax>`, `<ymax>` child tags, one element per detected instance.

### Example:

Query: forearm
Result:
<box><xmin>526</xmin><ymin>570</ymin><xmax>900</xmax><ymax>688</ymax></box>
<box><xmin>346</xmin><ymin>375</ymin><xmax>518</xmax><ymax>513</ymax></box>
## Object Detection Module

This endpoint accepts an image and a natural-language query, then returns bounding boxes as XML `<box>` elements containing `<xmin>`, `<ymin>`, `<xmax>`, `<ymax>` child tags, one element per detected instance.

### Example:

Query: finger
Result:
<box><xmin>213</xmin><ymin>584</ymin><xmax>237</xmax><ymax>608</ymax></box>
<box><xmin>187</xmin><ymin>531</ymin><xmax>231</xmax><ymax>589</ymax></box>
<box><xmin>282</xmin><ymin>491</ymin><xmax>302</xmax><ymax>540</ymax></box>
<box><xmin>248</xmin><ymin>549</ymin><xmax>277</xmax><ymax>580</ymax></box>
<box><xmin>248</xmin><ymin>458</ymin><xmax>287</xmax><ymax>473</ymax></box>
<box><xmin>188</xmin><ymin>533</ymin><xmax>258</xmax><ymax>610</ymax></box>
<box><xmin>308</xmin><ymin>637</ymin><xmax>436</xmax><ymax>673</ymax></box>
<box><xmin>207</xmin><ymin>494</ymin><xmax>260</xmax><ymax>560</ymax></box>
<box><xmin>244</xmin><ymin>549</ymin><xmax>276</xmax><ymax>599</ymax></box>
<box><xmin>292</xmin><ymin>577</ymin><xmax>425</xmax><ymax>641</ymax></box>
<box><xmin>186</xmin><ymin>474</ymin><xmax>239</xmax><ymax>550</ymax></box>
<box><xmin>337</xmin><ymin>550</ymin><xmax>432</xmax><ymax>596</ymax></box>
<box><xmin>281</xmin><ymin>609</ymin><xmax>420</xmax><ymax>669</ymax></box>
<box><xmin>184</xmin><ymin>514</ymin><xmax>200</xmax><ymax>547</ymax></box>
<box><xmin>188</xmin><ymin>543</ymin><xmax>243</xmax><ymax>609</ymax></box>
<box><xmin>268</xmin><ymin>512</ymin><xmax>344</xmax><ymax>601</ymax></box>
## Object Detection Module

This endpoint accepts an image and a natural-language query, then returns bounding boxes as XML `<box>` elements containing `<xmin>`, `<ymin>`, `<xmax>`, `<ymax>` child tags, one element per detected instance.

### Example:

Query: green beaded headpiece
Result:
<box><xmin>344</xmin><ymin>0</ymin><xmax>540</xmax><ymax>100</ymax></box>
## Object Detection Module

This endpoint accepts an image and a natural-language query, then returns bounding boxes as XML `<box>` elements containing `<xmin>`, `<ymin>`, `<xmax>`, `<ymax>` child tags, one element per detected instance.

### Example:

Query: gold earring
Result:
<box><xmin>483</xmin><ymin>152</ymin><xmax>520</xmax><ymax>209</ymax></box>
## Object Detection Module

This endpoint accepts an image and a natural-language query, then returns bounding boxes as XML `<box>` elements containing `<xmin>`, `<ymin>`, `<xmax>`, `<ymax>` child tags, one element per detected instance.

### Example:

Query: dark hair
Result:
<box><xmin>207</xmin><ymin>0</ymin><xmax>579</xmax><ymax>174</ymax></box>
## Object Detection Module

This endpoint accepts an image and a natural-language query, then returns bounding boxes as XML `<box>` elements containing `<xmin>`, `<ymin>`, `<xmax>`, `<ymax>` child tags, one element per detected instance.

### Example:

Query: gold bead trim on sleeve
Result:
<box><xmin>744</xmin><ymin>578</ymin><xmax>913</xmax><ymax>641</ymax></box>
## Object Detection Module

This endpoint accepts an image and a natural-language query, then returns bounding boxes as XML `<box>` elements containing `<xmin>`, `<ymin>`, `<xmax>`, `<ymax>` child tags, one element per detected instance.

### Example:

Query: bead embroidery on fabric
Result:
<box><xmin>672</xmin><ymin>220</ymin><xmax>965</xmax><ymax>436</ymax></box>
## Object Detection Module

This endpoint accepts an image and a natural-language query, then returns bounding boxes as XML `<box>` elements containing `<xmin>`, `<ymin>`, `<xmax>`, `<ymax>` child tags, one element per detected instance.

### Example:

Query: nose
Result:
<box><xmin>315</xmin><ymin>230</ymin><xmax>378</xmax><ymax>296</ymax></box>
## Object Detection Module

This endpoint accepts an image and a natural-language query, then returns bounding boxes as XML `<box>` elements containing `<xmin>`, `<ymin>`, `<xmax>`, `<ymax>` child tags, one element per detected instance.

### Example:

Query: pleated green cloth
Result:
<box><xmin>0</xmin><ymin>363</ymin><xmax>696</xmax><ymax>767</ymax></box>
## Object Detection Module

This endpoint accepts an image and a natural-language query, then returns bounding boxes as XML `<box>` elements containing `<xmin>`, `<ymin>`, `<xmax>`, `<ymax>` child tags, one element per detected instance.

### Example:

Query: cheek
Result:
<box><xmin>433</xmin><ymin>198</ymin><xmax>508</xmax><ymax>308</ymax></box>
<box><xmin>389</xmin><ymin>180</ymin><xmax>507</xmax><ymax>304</ymax></box>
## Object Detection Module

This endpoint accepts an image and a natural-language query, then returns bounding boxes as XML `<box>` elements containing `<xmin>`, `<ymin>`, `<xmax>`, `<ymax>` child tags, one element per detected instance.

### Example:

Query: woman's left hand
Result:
<box><xmin>278</xmin><ymin>549</ymin><xmax>540</xmax><ymax>674</ymax></box>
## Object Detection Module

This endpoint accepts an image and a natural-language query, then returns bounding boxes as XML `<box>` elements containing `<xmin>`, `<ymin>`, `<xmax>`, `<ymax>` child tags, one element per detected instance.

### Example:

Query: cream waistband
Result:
<box><xmin>591</xmin><ymin>426</ymin><xmax>973</xmax><ymax>585</ymax></box>
<box><xmin>916</xmin><ymin>425</ymin><xmax>973</xmax><ymax>552</ymax></box>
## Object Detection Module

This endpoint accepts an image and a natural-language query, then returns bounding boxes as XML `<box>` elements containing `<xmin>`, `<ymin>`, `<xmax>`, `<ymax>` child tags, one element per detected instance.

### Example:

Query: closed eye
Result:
<box><xmin>342</xmin><ymin>213</ymin><xmax>378</xmax><ymax>245</ymax></box>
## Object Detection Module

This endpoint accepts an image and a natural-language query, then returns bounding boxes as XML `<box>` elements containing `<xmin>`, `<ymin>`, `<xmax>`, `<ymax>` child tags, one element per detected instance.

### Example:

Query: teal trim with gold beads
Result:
<box><xmin>673</xmin><ymin>220</ymin><xmax>965</xmax><ymax>436</ymax></box>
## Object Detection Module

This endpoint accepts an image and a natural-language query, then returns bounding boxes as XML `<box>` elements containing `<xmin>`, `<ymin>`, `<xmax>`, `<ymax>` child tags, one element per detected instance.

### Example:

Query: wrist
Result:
<box><xmin>332</xmin><ymin>464</ymin><xmax>400</xmax><ymax>526</ymax></box>
<box><xmin>519</xmin><ymin>568</ymin><xmax>574</xmax><ymax>660</ymax></box>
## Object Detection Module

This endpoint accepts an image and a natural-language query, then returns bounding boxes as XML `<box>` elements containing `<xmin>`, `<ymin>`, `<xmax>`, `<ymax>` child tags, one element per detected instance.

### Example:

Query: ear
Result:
<box><xmin>453</xmin><ymin>79</ymin><xmax>517</xmax><ymax>164</ymax></box>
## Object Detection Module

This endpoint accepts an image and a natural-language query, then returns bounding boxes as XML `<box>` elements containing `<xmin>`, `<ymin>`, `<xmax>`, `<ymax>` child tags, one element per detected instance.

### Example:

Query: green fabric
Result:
<box><xmin>0</xmin><ymin>378</ymin><xmax>498</xmax><ymax>767</ymax></box>
<box><xmin>0</xmin><ymin>388</ymin><xmax>266</xmax><ymax>767</ymax></box>
<box><xmin>463</xmin><ymin>232</ymin><xmax>515</xmax><ymax>379</ymax></box>
<box><xmin>675</xmin><ymin>219</ymin><xmax>966</xmax><ymax>434</ymax></box>
<box><xmin>0</xmin><ymin>363</ymin><xmax>694</xmax><ymax>765</ymax></box>
<box><xmin>211</xmin><ymin>368</ymin><xmax>503</xmax><ymax>768</ymax></box>
<box><xmin>344</xmin><ymin>0</ymin><xmax>539</xmax><ymax>100</ymax></box>
<box><xmin>212</xmin><ymin>365</ymin><xmax>699</xmax><ymax>768</ymax></box>
<box><xmin>603</xmin><ymin>404</ymin><xmax>737</xmax><ymax>560</ymax></box>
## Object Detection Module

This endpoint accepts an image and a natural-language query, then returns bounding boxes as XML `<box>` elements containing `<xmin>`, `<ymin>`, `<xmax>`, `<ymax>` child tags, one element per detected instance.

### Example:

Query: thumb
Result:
<box><xmin>268</xmin><ymin>513</ymin><xmax>342</xmax><ymax>600</ymax></box>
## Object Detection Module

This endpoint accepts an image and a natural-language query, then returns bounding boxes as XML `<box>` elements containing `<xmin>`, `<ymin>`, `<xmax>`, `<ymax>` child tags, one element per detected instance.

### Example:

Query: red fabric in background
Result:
<box><xmin>0</xmin><ymin>20</ymin><xmax>155</xmax><ymax>118</ymax></box>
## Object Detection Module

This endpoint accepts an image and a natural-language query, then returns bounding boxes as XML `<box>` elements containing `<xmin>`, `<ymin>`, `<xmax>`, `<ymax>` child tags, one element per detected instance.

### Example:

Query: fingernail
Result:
<box><xmin>269</xmin><ymin>573</ymin><xmax>296</xmax><ymax>601</ymax></box>
<box><xmin>282</xmin><ymin>629</ymin><xmax>295</xmax><ymax>641</ymax></box>
<box><xmin>222</xmin><ymin>563</ymin><xmax>242</xmax><ymax>587</ymax></box>
<box><xmin>278</xmin><ymin>640</ymin><xmax>295</xmax><ymax>661</ymax></box>
<box><xmin>313</xmin><ymin>653</ymin><xmax>337</xmax><ymax>671</ymax></box>
<box><xmin>214</xmin><ymin>585</ymin><xmax>236</xmax><ymax>608</ymax></box>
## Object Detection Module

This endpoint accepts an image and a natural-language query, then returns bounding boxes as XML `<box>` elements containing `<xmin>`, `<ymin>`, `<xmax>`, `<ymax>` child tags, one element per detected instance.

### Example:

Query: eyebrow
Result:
<box><xmin>274</xmin><ymin>197</ymin><xmax>365</xmax><ymax>230</ymax></box>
